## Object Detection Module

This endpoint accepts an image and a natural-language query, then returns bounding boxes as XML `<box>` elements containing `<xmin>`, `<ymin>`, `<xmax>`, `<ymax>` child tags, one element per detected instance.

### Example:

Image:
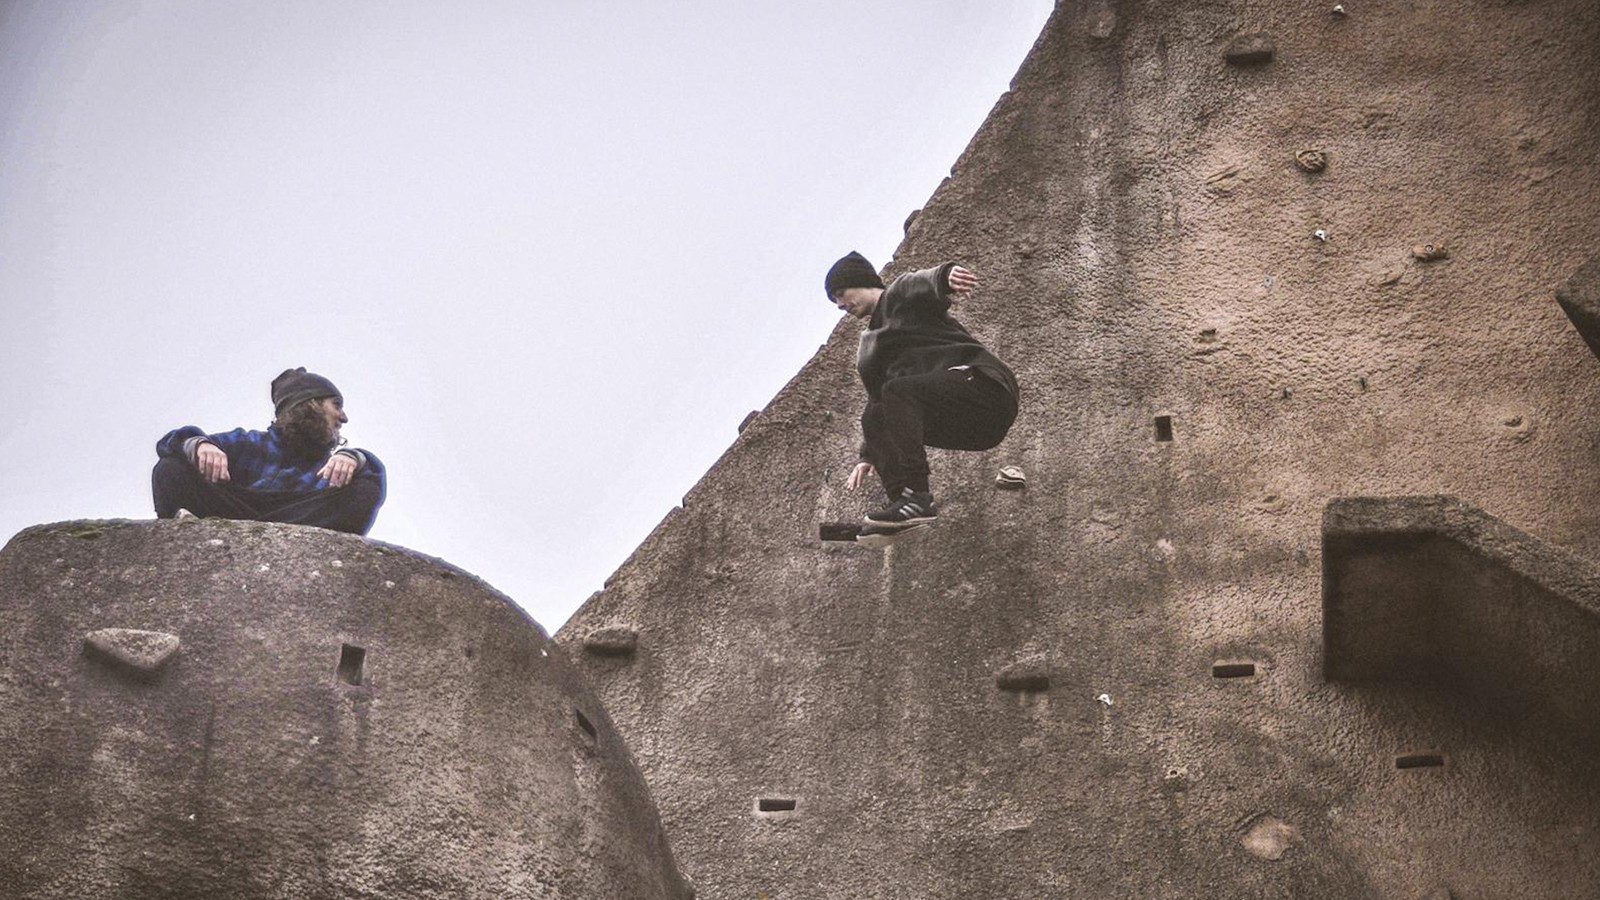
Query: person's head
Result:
<box><xmin>825</xmin><ymin>251</ymin><xmax>885</xmax><ymax>320</ymax></box>
<box><xmin>270</xmin><ymin>367</ymin><xmax>347</xmax><ymax>454</ymax></box>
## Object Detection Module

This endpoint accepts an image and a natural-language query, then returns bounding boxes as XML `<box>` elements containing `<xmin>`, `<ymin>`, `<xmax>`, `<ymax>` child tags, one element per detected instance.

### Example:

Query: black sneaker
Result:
<box><xmin>862</xmin><ymin>489</ymin><xmax>938</xmax><ymax>534</ymax></box>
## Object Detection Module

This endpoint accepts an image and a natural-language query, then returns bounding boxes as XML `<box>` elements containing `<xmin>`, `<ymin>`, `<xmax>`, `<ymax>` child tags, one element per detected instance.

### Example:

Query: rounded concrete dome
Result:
<box><xmin>0</xmin><ymin>518</ymin><xmax>692</xmax><ymax>900</ymax></box>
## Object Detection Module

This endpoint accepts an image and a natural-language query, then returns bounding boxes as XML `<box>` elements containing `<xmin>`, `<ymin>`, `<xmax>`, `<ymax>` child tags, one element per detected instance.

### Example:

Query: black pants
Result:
<box><xmin>861</xmin><ymin>368</ymin><xmax>1017</xmax><ymax>500</ymax></box>
<box><xmin>152</xmin><ymin>457</ymin><xmax>383</xmax><ymax>536</ymax></box>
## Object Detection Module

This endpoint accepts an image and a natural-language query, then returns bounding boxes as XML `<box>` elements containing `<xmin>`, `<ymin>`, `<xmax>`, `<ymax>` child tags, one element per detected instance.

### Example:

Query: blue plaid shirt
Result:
<box><xmin>156</xmin><ymin>425</ymin><xmax>387</xmax><ymax>495</ymax></box>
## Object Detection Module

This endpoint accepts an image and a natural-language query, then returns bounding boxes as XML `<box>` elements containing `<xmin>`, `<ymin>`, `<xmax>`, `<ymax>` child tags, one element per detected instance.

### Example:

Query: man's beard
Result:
<box><xmin>277</xmin><ymin>403</ymin><xmax>340</xmax><ymax>458</ymax></box>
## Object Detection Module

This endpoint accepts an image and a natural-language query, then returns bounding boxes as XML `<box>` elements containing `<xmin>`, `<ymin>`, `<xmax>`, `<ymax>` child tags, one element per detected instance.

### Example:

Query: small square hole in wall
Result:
<box><xmin>757</xmin><ymin>797</ymin><xmax>797</xmax><ymax>813</ymax></box>
<box><xmin>1155</xmin><ymin>416</ymin><xmax>1174</xmax><ymax>442</ymax></box>
<box><xmin>337</xmin><ymin>644</ymin><xmax>366</xmax><ymax>686</ymax></box>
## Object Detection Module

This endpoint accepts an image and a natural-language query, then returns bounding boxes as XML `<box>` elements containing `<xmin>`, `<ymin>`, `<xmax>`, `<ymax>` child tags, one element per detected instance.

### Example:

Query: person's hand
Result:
<box><xmin>947</xmin><ymin>265</ymin><xmax>978</xmax><ymax>297</ymax></box>
<box><xmin>847</xmin><ymin>461</ymin><xmax>876</xmax><ymax>491</ymax></box>
<box><xmin>319</xmin><ymin>453</ymin><xmax>359</xmax><ymax>488</ymax></box>
<box><xmin>195</xmin><ymin>442</ymin><xmax>230</xmax><ymax>483</ymax></box>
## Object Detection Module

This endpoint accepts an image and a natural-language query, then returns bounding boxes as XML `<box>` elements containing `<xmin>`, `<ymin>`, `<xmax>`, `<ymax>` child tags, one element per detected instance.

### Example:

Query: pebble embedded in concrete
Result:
<box><xmin>1295</xmin><ymin>149</ymin><xmax>1328</xmax><ymax>173</ymax></box>
<box><xmin>84</xmin><ymin>628</ymin><xmax>181</xmax><ymax>676</ymax></box>
<box><xmin>995</xmin><ymin>466</ymin><xmax>1027</xmax><ymax>490</ymax></box>
<box><xmin>1241</xmin><ymin>816</ymin><xmax>1300</xmax><ymax>860</ymax></box>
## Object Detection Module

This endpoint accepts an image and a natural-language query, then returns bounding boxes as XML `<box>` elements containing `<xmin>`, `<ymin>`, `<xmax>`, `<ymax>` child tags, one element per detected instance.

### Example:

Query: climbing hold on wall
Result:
<box><xmin>83</xmin><ymin>628</ymin><xmax>181</xmax><ymax>677</ymax></box>
<box><xmin>1295</xmin><ymin>149</ymin><xmax>1328</xmax><ymax>173</ymax></box>
<box><xmin>995</xmin><ymin>466</ymin><xmax>1027</xmax><ymax>490</ymax></box>
<box><xmin>1332</xmin><ymin>4</ymin><xmax>1348</xmax><ymax>16</ymax></box>
<box><xmin>1412</xmin><ymin>243</ymin><xmax>1450</xmax><ymax>262</ymax></box>
<box><xmin>1313</xmin><ymin>229</ymin><xmax>1330</xmax><ymax>243</ymax></box>
<box><xmin>1223</xmin><ymin>33</ymin><xmax>1275</xmax><ymax>66</ymax></box>
<box><xmin>1088</xmin><ymin>8</ymin><xmax>1116</xmax><ymax>39</ymax></box>
<box><xmin>583</xmin><ymin>625</ymin><xmax>641</xmax><ymax>658</ymax></box>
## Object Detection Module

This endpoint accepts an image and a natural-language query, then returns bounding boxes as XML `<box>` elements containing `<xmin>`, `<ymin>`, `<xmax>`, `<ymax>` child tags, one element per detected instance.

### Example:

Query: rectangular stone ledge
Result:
<box><xmin>1555</xmin><ymin>254</ymin><xmax>1600</xmax><ymax>361</ymax></box>
<box><xmin>1323</xmin><ymin>496</ymin><xmax>1600</xmax><ymax>745</ymax></box>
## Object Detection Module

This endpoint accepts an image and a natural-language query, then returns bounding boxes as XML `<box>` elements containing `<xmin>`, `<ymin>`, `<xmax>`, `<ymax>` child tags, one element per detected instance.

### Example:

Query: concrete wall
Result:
<box><xmin>0</xmin><ymin>518</ymin><xmax>692</xmax><ymax>900</ymax></box>
<box><xmin>560</xmin><ymin>1</ymin><xmax>1600</xmax><ymax>897</ymax></box>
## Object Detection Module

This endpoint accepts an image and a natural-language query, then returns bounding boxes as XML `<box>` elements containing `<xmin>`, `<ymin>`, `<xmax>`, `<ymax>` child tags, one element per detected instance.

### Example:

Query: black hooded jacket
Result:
<box><xmin>855</xmin><ymin>262</ymin><xmax>1018</xmax><ymax>400</ymax></box>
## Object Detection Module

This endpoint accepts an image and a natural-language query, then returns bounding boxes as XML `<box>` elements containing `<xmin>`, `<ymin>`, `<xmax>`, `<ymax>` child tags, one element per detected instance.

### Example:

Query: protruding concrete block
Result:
<box><xmin>1323</xmin><ymin>496</ymin><xmax>1600</xmax><ymax>744</ymax></box>
<box><xmin>996</xmin><ymin>657</ymin><xmax>1050</xmax><ymax>692</ymax></box>
<box><xmin>1555</xmin><ymin>255</ymin><xmax>1600</xmax><ymax>361</ymax></box>
<box><xmin>819</xmin><ymin>522</ymin><xmax>863</xmax><ymax>542</ymax></box>
<box><xmin>583</xmin><ymin>625</ymin><xmax>640</xmax><ymax>658</ymax></box>
<box><xmin>83</xmin><ymin>628</ymin><xmax>180</xmax><ymax>676</ymax></box>
<box><xmin>1224</xmin><ymin>33</ymin><xmax>1275</xmax><ymax>65</ymax></box>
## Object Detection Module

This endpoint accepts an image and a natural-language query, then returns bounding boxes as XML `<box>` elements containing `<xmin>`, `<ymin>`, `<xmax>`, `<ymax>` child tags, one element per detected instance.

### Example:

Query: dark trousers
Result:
<box><xmin>152</xmin><ymin>457</ymin><xmax>383</xmax><ymax>536</ymax></box>
<box><xmin>861</xmin><ymin>368</ymin><xmax>1018</xmax><ymax>500</ymax></box>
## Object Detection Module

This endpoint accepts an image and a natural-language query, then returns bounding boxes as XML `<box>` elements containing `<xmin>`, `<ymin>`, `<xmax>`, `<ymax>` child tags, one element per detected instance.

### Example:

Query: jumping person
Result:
<box><xmin>152</xmin><ymin>368</ymin><xmax>386</xmax><ymax>535</ymax></box>
<box><xmin>825</xmin><ymin>251</ymin><xmax>1018</xmax><ymax>538</ymax></box>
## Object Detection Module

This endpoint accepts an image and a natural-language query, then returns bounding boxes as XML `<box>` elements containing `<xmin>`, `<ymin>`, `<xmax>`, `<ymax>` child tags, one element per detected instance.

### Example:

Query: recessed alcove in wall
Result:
<box><xmin>1154</xmin><ymin>416</ymin><xmax>1174</xmax><ymax>442</ymax></box>
<box><xmin>337</xmin><ymin>644</ymin><xmax>366</xmax><ymax>686</ymax></box>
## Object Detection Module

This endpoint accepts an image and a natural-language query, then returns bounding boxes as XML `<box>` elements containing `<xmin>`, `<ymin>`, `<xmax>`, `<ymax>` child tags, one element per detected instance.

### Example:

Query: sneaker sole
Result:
<box><xmin>862</xmin><ymin>514</ymin><xmax>938</xmax><ymax>530</ymax></box>
<box><xmin>856</xmin><ymin>522</ymin><xmax>934</xmax><ymax>548</ymax></box>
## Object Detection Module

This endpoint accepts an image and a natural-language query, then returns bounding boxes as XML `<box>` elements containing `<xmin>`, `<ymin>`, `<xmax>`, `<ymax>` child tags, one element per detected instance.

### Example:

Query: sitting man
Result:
<box><xmin>826</xmin><ymin>251</ymin><xmax>1019</xmax><ymax>539</ymax></box>
<box><xmin>153</xmin><ymin>367</ymin><xmax>386</xmax><ymax>535</ymax></box>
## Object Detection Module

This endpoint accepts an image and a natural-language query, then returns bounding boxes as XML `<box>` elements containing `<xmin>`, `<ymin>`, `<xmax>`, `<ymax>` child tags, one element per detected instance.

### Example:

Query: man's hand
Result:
<box><xmin>847</xmin><ymin>461</ymin><xmax>876</xmax><ymax>491</ymax></box>
<box><xmin>195</xmin><ymin>442</ymin><xmax>231</xmax><ymax>483</ymax></box>
<box><xmin>947</xmin><ymin>265</ymin><xmax>978</xmax><ymax>297</ymax></box>
<box><xmin>318</xmin><ymin>453</ymin><xmax>359</xmax><ymax>488</ymax></box>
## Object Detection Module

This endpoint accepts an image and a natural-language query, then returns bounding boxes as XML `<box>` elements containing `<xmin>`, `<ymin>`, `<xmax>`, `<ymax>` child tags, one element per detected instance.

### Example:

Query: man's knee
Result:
<box><xmin>151</xmin><ymin>457</ymin><xmax>194</xmax><ymax>517</ymax></box>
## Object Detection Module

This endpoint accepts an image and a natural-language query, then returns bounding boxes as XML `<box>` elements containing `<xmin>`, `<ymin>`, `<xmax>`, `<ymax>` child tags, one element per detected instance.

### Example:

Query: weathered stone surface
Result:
<box><xmin>0</xmin><ymin>519</ymin><xmax>691</xmax><ymax>900</ymax></box>
<box><xmin>1323</xmin><ymin>496</ymin><xmax>1600</xmax><ymax>744</ymax></box>
<box><xmin>83</xmin><ymin>628</ymin><xmax>180</xmax><ymax>676</ymax></box>
<box><xmin>559</xmin><ymin>3</ymin><xmax>1600</xmax><ymax>899</ymax></box>
<box><xmin>583</xmin><ymin>624</ymin><xmax>640</xmax><ymax>657</ymax></box>
<box><xmin>1555</xmin><ymin>255</ymin><xmax>1600</xmax><ymax>361</ymax></box>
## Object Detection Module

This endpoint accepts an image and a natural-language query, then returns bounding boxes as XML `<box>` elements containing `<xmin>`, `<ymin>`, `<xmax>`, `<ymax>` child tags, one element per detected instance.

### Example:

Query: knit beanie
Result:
<box><xmin>271</xmin><ymin>367</ymin><xmax>342</xmax><ymax>415</ymax></box>
<box><xmin>824</xmin><ymin>251</ymin><xmax>884</xmax><ymax>299</ymax></box>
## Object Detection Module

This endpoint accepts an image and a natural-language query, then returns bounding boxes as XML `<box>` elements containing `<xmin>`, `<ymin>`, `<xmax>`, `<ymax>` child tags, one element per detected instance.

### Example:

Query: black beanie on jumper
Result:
<box><xmin>271</xmin><ymin>367</ymin><xmax>342</xmax><ymax>415</ymax></box>
<box><xmin>824</xmin><ymin>251</ymin><xmax>884</xmax><ymax>299</ymax></box>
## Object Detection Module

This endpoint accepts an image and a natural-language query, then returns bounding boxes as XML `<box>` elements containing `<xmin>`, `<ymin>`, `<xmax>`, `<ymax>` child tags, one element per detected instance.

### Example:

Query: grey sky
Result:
<box><xmin>0</xmin><ymin>0</ymin><xmax>1052</xmax><ymax>628</ymax></box>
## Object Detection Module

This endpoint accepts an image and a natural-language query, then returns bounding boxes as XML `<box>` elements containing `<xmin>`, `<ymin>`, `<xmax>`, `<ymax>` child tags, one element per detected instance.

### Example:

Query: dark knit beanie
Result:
<box><xmin>824</xmin><ymin>251</ymin><xmax>884</xmax><ymax>299</ymax></box>
<box><xmin>271</xmin><ymin>367</ymin><xmax>342</xmax><ymax>415</ymax></box>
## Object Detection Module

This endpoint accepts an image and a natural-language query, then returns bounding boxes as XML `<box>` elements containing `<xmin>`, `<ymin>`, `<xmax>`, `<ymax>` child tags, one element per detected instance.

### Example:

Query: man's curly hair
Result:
<box><xmin>274</xmin><ymin>399</ymin><xmax>343</xmax><ymax>458</ymax></box>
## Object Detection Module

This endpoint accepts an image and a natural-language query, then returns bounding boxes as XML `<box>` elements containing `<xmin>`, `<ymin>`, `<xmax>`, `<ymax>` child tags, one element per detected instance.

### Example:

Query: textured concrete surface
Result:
<box><xmin>560</xmin><ymin>1</ymin><xmax>1600</xmax><ymax>897</ymax></box>
<box><xmin>0</xmin><ymin>518</ymin><xmax>691</xmax><ymax>900</ymax></box>
<box><xmin>1324</xmin><ymin>495</ymin><xmax>1600</xmax><ymax>745</ymax></box>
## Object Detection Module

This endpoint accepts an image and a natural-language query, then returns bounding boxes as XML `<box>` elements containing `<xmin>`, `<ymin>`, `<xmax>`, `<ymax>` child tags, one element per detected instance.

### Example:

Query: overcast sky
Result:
<box><xmin>0</xmin><ymin>0</ymin><xmax>1052</xmax><ymax>628</ymax></box>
